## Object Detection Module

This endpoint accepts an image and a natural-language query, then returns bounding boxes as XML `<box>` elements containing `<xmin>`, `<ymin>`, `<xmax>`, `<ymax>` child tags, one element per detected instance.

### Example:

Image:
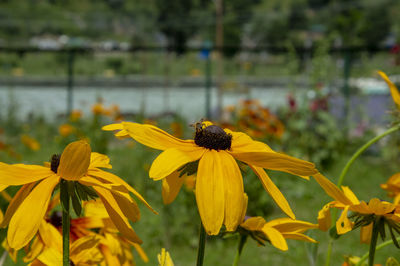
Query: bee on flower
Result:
<box><xmin>103</xmin><ymin>120</ymin><xmax>318</xmax><ymax>235</ymax></box>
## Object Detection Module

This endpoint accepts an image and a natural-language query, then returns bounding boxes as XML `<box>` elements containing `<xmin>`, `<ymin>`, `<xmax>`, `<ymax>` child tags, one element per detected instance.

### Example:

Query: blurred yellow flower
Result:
<box><xmin>0</xmin><ymin>140</ymin><xmax>155</xmax><ymax>249</ymax></box>
<box><xmin>104</xmin><ymin>121</ymin><xmax>317</xmax><ymax>235</ymax></box>
<box><xmin>240</xmin><ymin>216</ymin><xmax>318</xmax><ymax>251</ymax></box>
<box><xmin>21</xmin><ymin>134</ymin><xmax>40</xmax><ymax>151</ymax></box>
<box><xmin>69</xmin><ymin>110</ymin><xmax>82</xmax><ymax>122</ymax></box>
<box><xmin>158</xmin><ymin>248</ymin><xmax>174</xmax><ymax>266</ymax></box>
<box><xmin>315</xmin><ymin>173</ymin><xmax>400</xmax><ymax>244</ymax></box>
<box><xmin>381</xmin><ymin>173</ymin><xmax>400</xmax><ymax>204</ymax></box>
<box><xmin>58</xmin><ymin>123</ymin><xmax>76</xmax><ymax>137</ymax></box>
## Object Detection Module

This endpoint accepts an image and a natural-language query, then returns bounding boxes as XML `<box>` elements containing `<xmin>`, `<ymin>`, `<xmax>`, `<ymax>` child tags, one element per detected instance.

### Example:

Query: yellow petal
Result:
<box><xmin>281</xmin><ymin>233</ymin><xmax>317</xmax><ymax>243</ymax></box>
<box><xmin>158</xmin><ymin>248</ymin><xmax>174</xmax><ymax>266</ymax></box>
<box><xmin>368</xmin><ymin>198</ymin><xmax>395</xmax><ymax>215</ymax></box>
<box><xmin>195</xmin><ymin>150</ymin><xmax>225</xmax><ymax>235</ymax></box>
<box><xmin>378</xmin><ymin>71</ymin><xmax>400</xmax><ymax>106</ymax></box>
<box><xmin>36</xmin><ymin>247</ymin><xmax>62</xmax><ymax>266</ymax></box>
<box><xmin>162</xmin><ymin>171</ymin><xmax>185</xmax><ymax>204</ymax></box>
<box><xmin>360</xmin><ymin>223</ymin><xmax>373</xmax><ymax>244</ymax></box>
<box><xmin>133</xmin><ymin>242</ymin><xmax>149</xmax><ymax>263</ymax></box>
<box><xmin>87</xmin><ymin>169</ymin><xmax>157</xmax><ymax>214</ymax></box>
<box><xmin>100</xmin><ymin>244</ymin><xmax>120</xmax><ymax>265</ymax></box>
<box><xmin>313</xmin><ymin>173</ymin><xmax>354</xmax><ymax>205</ymax></box>
<box><xmin>219</xmin><ymin>151</ymin><xmax>244</xmax><ymax>231</ymax></box>
<box><xmin>110</xmin><ymin>121</ymin><xmax>195</xmax><ymax>151</ymax></box>
<box><xmin>89</xmin><ymin>152</ymin><xmax>112</xmax><ymax>169</ymax></box>
<box><xmin>8</xmin><ymin>175</ymin><xmax>60</xmax><ymax>249</ymax></box>
<box><xmin>227</xmin><ymin>130</ymin><xmax>273</xmax><ymax>153</ymax></box>
<box><xmin>266</xmin><ymin>218</ymin><xmax>318</xmax><ymax>233</ymax></box>
<box><xmin>1</xmin><ymin>182</ymin><xmax>36</xmax><ymax>228</ymax></box>
<box><xmin>70</xmin><ymin>235</ymin><xmax>101</xmax><ymax>260</ymax></box>
<box><xmin>93</xmin><ymin>186</ymin><xmax>142</xmax><ymax>244</ymax></box>
<box><xmin>23</xmin><ymin>236</ymin><xmax>44</xmax><ymax>263</ymax></box>
<box><xmin>111</xmin><ymin>190</ymin><xmax>141</xmax><ymax>222</ymax></box>
<box><xmin>233</xmin><ymin>151</ymin><xmax>317</xmax><ymax>176</ymax></box>
<box><xmin>336</xmin><ymin>206</ymin><xmax>353</xmax><ymax>235</ymax></box>
<box><xmin>261</xmin><ymin>226</ymin><xmax>288</xmax><ymax>251</ymax></box>
<box><xmin>317</xmin><ymin>203</ymin><xmax>332</xmax><ymax>231</ymax></box>
<box><xmin>239</xmin><ymin>193</ymin><xmax>248</xmax><ymax>224</ymax></box>
<box><xmin>149</xmin><ymin>147</ymin><xmax>204</xmax><ymax>180</ymax></box>
<box><xmin>58</xmin><ymin>140</ymin><xmax>91</xmax><ymax>181</ymax></box>
<box><xmin>0</xmin><ymin>164</ymin><xmax>53</xmax><ymax>186</ymax></box>
<box><xmin>38</xmin><ymin>221</ymin><xmax>62</xmax><ymax>252</ymax></box>
<box><xmin>250</xmin><ymin>165</ymin><xmax>295</xmax><ymax>219</ymax></box>
<box><xmin>240</xmin><ymin>216</ymin><xmax>266</xmax><ymax>231</ymax></box>
<box><xmin>341</xmin><ymin>186</ymin><xmax>360</xmax><ymax>204</ymax></box>
<box><xmin>102</xmin><ymin>123</ymin><xmax>124</xmax><ymax>131</ymax></box>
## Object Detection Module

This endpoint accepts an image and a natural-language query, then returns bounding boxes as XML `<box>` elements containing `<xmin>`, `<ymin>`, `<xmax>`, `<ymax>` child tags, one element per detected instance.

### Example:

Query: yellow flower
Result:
<box><xmin>158</xmin><ymin>248</ymin><xmax>174</xmax><ymax>266</ymax></box>
<box><xmin>32</xmin><ymin>232</ymin><xmax>103</xmax><ymax>265</ymax></box>
<box><xmin>314</xmin><ymin>173</ymin><xmax>400</xmax><ymax>243</ymax></box>
<box><xmin>69</xmin><ymin>110</ymin><xmax>82</xmax><ymax>122</ymax></box>
<box><xmin>21</xmin><ymin>134</ymin><xmax>40</xmax><ymax>151</ymax></box>
<box><xmin>58</xmin><ymin>124</ymin><xmax>76</xmax><ymax>137</ymax></box>
<box><xmin>381</xmin><ymin>173</ymin><xmax>400</xmax><ymax>204</ymax></box>
<box><xmin>103</xmin><ymin>121</ymin><xmax>317</xmax><ymax>235</ymax></box>
<box><xmin>378</xmin><ymin>71</ymin><xmax>400</xmax><ymax>107</ymax></box>
<box><xmin>0</xmin><ymin>140</ymin><xmax>155</xmax><ymax>249</ymax></box>
<box><xmin>240</xmin><ymin>216</ymin><xmax>318</xmax><ymax>251</ymax></box>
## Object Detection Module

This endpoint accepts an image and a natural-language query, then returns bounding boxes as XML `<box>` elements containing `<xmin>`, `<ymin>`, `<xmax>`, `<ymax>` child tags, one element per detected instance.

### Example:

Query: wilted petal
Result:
<box><xmin>336</xmin><ymin>206</ymin><xmax>353</xmax><ymax>234</ymax></box>
<box><xmin>317</xmin><ymin>203</ymin><xmax>332</xmax><ymax>231</ymax></box>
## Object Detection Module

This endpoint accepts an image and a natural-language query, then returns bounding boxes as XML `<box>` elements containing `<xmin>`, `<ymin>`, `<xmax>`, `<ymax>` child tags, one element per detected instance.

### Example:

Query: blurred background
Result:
<box><xmin>1</xmin><ymin>0</ymin><xmax>400</xmax><ymax>265</ymax></box>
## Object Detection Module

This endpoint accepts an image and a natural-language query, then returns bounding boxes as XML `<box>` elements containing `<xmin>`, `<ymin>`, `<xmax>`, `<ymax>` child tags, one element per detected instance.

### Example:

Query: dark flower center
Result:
<box><xmin>51</xmin><ymin>154</ymin><xmax>61</xmax><ymax>173</ymax></box>
<box><xmin>194</xmin><ymin>124</ymin><xmax>232</xmax><ymax>150</ymax></box>
<box><xmin>49</xmin><ymin>211</ymin><xmax>63</xmax><ymax>227</ymax></box>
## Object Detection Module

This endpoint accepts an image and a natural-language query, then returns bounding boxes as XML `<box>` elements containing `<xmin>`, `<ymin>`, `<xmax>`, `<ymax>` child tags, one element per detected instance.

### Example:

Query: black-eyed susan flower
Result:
<box><xmin>239</xmin><ymin>216</ymin><xmax>318</xmax><ymax>251</ymax></box>
<box><xmin>0</xmin><ymin>140</ymin><xmax>155</xmax><ymax>250</ymax></box>
<box><xmin>103</xmin><ymin>121</ymin><xmax>318</xmax><ymax>235</ymax></box>
<box><xmin>314</xmin><ymin>172</ymin><xmax>400</xmax><ymax>264</ymax></box>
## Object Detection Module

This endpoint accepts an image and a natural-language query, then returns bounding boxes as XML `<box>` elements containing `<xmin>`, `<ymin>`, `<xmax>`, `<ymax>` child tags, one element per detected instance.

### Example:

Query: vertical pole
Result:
<box><xmin>205</xmin><ymin>50</ymin><xmax>212</xmax><ymax>119</ymax></box>
<box><xmin>215</xmin><ymin>0</ymin><xmax>224</xmax><ymax>119</ymax></box>
<box><xmin>342</xmin><ymin>51</ymin><xmax>352</xmax><ymax>135</ymax></box>
<box><xmin>67</xmin><ymin>50</ymin><xmax>75</xmax><ymax>116</ymax></box>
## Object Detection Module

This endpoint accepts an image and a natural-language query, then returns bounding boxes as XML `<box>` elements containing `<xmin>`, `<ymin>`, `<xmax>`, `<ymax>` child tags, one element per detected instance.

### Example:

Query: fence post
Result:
<box><xmin>342</xmin><ymin>51</ymin><xmax>352</xmax><ymax>134</ymax></box>
<box><xmin>67</xmin><ymin>50</ymin><xmax>75</xmax><ymax>116</ymax></box>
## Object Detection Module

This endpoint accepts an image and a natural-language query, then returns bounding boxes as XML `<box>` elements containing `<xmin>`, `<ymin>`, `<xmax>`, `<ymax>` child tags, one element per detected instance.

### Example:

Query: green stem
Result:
<box><xmin>337</xmin><ymin>124</ymin><xmax>400</xmax><ymax>188</ymax></box>
<box><xmin>232</xmin><ymin>235</ymin><xmax>248</xmax><ymax>266</ymax></box>
<box><xmin>324</xmin><ymin>124</ymin><xmax>400</xmax><ymax>266</ymax></box>
<box><xmin>367</xmin><ymin>219</ymin><xmax>380</xmax><ymax>266</ymax></box>
<box><xmin>196</xmin><ymin>222</ymin><xmax>206</xmax><ymax>266</ymax></box>
<box><xmin>356</xmin><ymin>236</ymin><xmax>400</xmax><ymax>266</ymax></box>
<box><xmin>60</xmin><ymin>180</ymin><xmax>70</xmax><ymax>266</ymax></box>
